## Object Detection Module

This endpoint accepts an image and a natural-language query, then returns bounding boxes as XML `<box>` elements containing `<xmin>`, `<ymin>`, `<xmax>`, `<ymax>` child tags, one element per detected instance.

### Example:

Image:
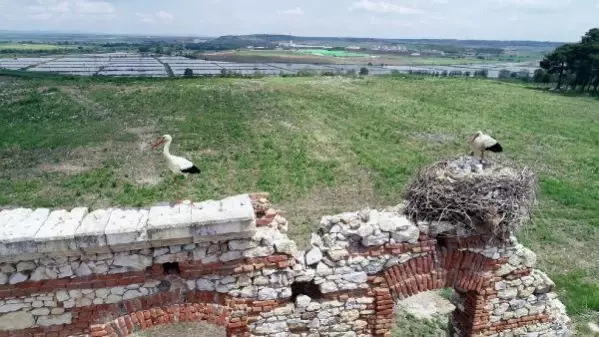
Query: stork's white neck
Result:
<box><xmin>162</xmin><ymin>139</ymin><xmax>172</xmax><ymax>158</ymax></box>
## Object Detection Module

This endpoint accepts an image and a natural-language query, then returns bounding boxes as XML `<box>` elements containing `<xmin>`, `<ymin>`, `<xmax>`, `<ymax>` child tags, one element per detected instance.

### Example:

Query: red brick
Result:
<box><xmin>90</xmin><ymin>325</ymin><xmax>105</xmax><ymax>332</ymax></box>
<box><xmin>91</xmin><ymin>330</ymin><xmax>108</xmax><ymax>337</ymax></box>
<box><xmin>416</xmin><ymin>257</ymin><xmax>424</xmax><ymax>274</ymax></box>
<box><xmin>228</xmin><ymin>321</ymin><xmax>246</xmax><ymax>329</ymax></box>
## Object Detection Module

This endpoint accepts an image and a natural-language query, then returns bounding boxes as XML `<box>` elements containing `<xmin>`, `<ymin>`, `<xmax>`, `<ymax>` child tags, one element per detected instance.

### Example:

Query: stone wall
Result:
<box><xmin>0</xmin><ymin>193</ymin><xmax>571</xmax><ymax>337</ymax></box>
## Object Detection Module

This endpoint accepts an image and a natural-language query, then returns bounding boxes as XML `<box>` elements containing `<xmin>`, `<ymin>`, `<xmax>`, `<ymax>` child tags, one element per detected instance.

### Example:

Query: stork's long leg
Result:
<box><xmin>175</xmin><ymin>175</ymin><xmax>184</xmax><ymax>204</ymax></box>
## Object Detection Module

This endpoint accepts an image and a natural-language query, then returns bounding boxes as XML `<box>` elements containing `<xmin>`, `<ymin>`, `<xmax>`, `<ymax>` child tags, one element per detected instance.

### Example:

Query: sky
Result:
<box><xmin>0</xmin><ymin>0</ymin><xmax>598</xmax><ymax>42</ymax></box>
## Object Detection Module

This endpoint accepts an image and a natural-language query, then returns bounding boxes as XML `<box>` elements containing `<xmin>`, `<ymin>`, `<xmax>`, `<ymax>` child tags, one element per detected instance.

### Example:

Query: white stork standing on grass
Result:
<box><xmin>469</xmin><ymin>131</ymin><xmax>503</xmax><ymax>162</ymax></box>
<box><xmin>151</xmin><ymin>134</ymin><xmax>201</xmax><ymax>204</ymax></box>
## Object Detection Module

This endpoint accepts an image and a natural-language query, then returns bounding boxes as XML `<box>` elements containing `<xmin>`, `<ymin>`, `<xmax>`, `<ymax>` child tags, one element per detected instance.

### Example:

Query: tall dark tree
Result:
<box><xmin>533</xmin><ymin>69</ymin><xmax>546</xmax><ymax>83</ymax></box>
<box><xmin>540</xmin><ymin>27</ymin><xmax>599</xmax><ymax>93</ymax></box>
<box><xmin>540</xmin><ymin>44</ymin><xmax>571</xmax><ymax>90</ymax></box>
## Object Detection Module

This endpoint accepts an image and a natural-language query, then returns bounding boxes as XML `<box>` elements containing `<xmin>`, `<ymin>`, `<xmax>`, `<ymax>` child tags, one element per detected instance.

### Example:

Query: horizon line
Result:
<box><xmin>0</xmin><ymin>29</ymin><xmax>570</xmax><ymax>44</ymax></box>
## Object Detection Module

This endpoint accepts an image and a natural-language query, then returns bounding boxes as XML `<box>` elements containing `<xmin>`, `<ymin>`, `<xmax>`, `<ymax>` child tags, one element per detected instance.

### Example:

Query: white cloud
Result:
<box><xmin>30</xmin><ymin>12</ymin><xmax>53</xmax><ymax>20</ymax></box>
<box><xmin>155</xmin><ymin>10</ymin><xmax>174</xmax><ymax>21</ymax></box>
<box><xmin>350</xmin><ymin>0</ymin><xmax>422</xmax><ymax>14</ymax></box>
<box><xmin>74</xmin><ymin>0</ymin><xmax>115</xmax><ymax>15</ymax></box>
<box><xmin>136</xmin><ymin>10</ymin><xmax>174</xmax><ymax>24</ymax></box>
<box><xmin>136</xmin><ymin>12</ymin><xmax>154</xmax><ymax>23</ymax></box>
<box><xmin>28</xmin><ymin>0</ymin><xmax>69</xmax><ymax>14</ymax></box>
<box><xmin>278</xmin><ymin>7</ymin><xmax>304</xmax><ymax>16</ymax></box>
<box><xmin>371</xmin><ymin>17</ymin><xmax>414</xmax><ymax>27</ymax></box>
<box><xmin>27</xmin><ymin>0</ymin><xmax>115</xmax><ymax>20</ymax></box>
<box><xmin>491</xmin><ymin>0</ymin><xmax>572</xmax><ymax>11</ymax></box>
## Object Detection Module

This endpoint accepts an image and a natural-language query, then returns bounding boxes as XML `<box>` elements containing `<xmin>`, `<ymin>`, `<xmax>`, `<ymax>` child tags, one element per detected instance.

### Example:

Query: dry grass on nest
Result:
<box><xmin>403</xmin><ymin>155</ymin><xmax>538</xmax><ymax>238</ymax></box>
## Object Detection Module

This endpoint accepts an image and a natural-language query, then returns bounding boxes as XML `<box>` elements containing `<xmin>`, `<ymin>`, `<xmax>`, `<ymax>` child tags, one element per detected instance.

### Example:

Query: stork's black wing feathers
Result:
<box><xmin>181</xmin><ymin>165</ymin><xmax>201</xmax><ymax>174</ymax></box>
<box><xmin>486</xmin><ymin>142</ymin><xmax>503</xmax><ymax>153</ymax></box>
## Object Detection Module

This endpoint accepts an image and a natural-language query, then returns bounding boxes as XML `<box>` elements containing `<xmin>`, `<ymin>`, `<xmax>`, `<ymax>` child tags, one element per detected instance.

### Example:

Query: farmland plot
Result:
<box><xmin>266</xmin><ymin>63</ymin><xmax>337</xmax><ymax>72</ymax></box>
<box><xmin>0</xmin><ymin>57</ymin><xmax>53</xmax><ymax>70</ymax></box>
<box><xmin>323</xmin><ymin>64</ymin><xmax>394</xmax><ymax>75</ymax></box>
<box><xmin>215</xmin><ymin>63</ymin><xmax>294</xmax><ymax>75</ymax></box>
<box><xmin>169</xmin><ymin>63</ymin><xmax>224</xmax><ymax>76</ymax></box>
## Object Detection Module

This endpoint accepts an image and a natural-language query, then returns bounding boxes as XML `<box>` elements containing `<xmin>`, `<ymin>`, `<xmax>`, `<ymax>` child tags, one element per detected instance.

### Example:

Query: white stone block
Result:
<box><xmin>0</xmin><ymin>208</ymin><xmax>49</xmax><ymax>258</ymax></box>
<box><xmin>16</xmin><ymin>261</ymin><xmax>36</xmax><ymax>272</ymax></box>
<box><xmin>8</xmin><ymin>272</ymin><xmax>28</xmax><ymax>285</ymax></box>
<box><xmin>305</xmin><ymin>247</ymin><xmax>323</xmax><ymax>265</ymax></box>
<box><xmin>75</xmin><ymin>208</ymin><xmax>113</xmax><ymax>253</ymax></box>
<box><xmin>0</xmin><ymin>311</ymin><xmax>35</xmax><ymax>330</ymax></box>
<box><xmin>0</xmin><ymin>302</ymin><xmax>30</xmax><ymax>313</ymax></box>
<box><xmin>113</xmin><ymin>254</ymin><xmax>152</xmax><ymax>270</ymax></box>
<box><xmin>104</xmin><ymin>209</ymin><xmax>149</xmax><ymax>251</ymax></box>
<box><xmin>190</xmin><ymin>194</ymin><xmax>256</xmax><ymax>239</ymax></box>
<box><xmin>146</xmin><ymin>203</ymin><xmax>193</xmax><ymax>244</ymax></box>
<box><xmin>34</xmin><ymin>208</ymin><xmax>88</xmax><ymax>254</ymax></box>
<box><xmin>36</xmin><ymin>313</ymin><xmax>72</xmax><ymax>326</ymax></box>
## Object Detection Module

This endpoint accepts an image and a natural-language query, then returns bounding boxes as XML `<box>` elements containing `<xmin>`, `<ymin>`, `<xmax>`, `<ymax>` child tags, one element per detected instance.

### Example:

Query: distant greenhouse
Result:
<box><xmin>0</xmin><ymin>52</ymin><xmax>539</xmax><ymax>78</ymax></box>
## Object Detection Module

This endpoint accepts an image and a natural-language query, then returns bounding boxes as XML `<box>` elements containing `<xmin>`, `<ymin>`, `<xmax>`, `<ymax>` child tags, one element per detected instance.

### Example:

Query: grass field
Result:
<box><xmin>296</xmin><ymin>49</ymin><xmax>370</xmax><ymax>57</ymax></box>
<box><xmin>199</xmin><ymin>50</ymin><xmax>506</xmax><ymax>66</ymax></box>
<box><xmin>0</xmin><ymin>43</ymin><xmax>63</xmax><ymax>51</ymax></box>
<box><xmin>0</xmin><ymin>73</ymin><xmax>597</xmax><ymax>334</ymax></box>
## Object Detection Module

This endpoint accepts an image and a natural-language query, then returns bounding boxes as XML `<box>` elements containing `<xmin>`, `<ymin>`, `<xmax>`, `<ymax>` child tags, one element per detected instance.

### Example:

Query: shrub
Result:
<box><xmin>498</xmin><ymin>69</ymin><xmax>511</xmax><ymax>79</ymax></box>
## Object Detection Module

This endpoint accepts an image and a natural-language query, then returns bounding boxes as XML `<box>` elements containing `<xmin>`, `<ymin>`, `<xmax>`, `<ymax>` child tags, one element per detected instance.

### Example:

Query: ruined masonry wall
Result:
<box><xmin>0</xmin><ymin>193</ymin><xmax>571</xmax><ymax>337</ymax></box>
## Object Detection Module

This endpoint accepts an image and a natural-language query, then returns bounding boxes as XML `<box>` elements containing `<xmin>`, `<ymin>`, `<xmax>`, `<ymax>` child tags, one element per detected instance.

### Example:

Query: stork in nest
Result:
<box><xmin>469</xmin><ymin>131</ymin><xmax>503</xmax><ymax>162</ymax></box>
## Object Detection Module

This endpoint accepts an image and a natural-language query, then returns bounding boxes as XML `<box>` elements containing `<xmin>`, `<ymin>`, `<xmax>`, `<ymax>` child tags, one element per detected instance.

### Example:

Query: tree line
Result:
<box><xmin>540</xmin><ymin>28</ymin><xmax>599</xmax><ymax>93</ymax></box>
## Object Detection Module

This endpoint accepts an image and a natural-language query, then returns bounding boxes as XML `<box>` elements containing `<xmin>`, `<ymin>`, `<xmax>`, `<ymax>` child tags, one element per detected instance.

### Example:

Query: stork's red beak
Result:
<box><xmin>151</xmin><ymin>138</ymin><xmax>164</xmax><ymax>150</ymax></box>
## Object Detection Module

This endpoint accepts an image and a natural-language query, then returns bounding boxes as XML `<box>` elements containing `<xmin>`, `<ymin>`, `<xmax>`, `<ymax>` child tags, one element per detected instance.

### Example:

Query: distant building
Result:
<box><xmin>370</xmin><ymin>44</ymin><xmax>407</xmax><ymax>52</ymax></box>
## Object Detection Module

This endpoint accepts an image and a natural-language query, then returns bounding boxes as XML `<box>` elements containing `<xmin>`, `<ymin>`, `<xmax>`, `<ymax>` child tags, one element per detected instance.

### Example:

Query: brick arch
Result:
<box><xmin>365</xmin><ymin>235</ymin><xmax>498</xmax><ymax>336</ymax></box>
<box><xmin>88</xmin><ymin>301</ymin><xmax>230</xmax><ymax>336</ymax></box>
<box><xmin>355</xmin><ymin>232</ymin><xmax>558</xmax><ymax>337</ymax></box>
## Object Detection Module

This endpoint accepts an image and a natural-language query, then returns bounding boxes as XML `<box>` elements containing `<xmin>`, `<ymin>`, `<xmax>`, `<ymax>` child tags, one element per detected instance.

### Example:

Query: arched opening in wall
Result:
<box><xmin>128</xmin><ymin>322</ymin><xmax>226</xmax><ymax>337</ymax></box>
<box><xmin>162</xmin><ymin>262</ymin><xmax>181</xmax><ymax>275</ymax></box>
<box><xmin>390</xmin><ymin>289</ymin><xmax>456</xmax><ymax>337</ymax></box>
<box><xmin>290</xmin><ymin>280</ymin><xmax>323</xmax><ymax>302</ymax></box>
<box><xmin>436</xmin><ymin>233</ymin><xmax>449</xmax><ymax>249</ymax></box>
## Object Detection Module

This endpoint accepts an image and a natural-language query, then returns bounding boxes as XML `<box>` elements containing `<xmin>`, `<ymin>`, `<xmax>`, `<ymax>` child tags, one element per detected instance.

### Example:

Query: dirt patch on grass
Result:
<box><xmin>409</xmin><ymin>132</ymin><xmax>456</xmax><ymax>143</ymax></box>
<box><xmin>309</xmin><ymin>128</ymin><xmax>346</xmax><ymax>163</ymax></box>
<box><xmin>38</xmin><ymin>163</ymin><xmax>90</xmax><ymax>174</ymax></box>
<box><xmin>126</xmin><ymin>126</ymin><xmax>157</xmax><ymax>151</ymax></box>
<box><xmin>0</xmin><ymin>146</ymin><xmax>104</xmax><ymax>179</ymax></box>
<box><xmin>280</xmin><ymin>121</ymin><xmax>299</xmax><ymax>131</ymax></box>
<box><xmin>3</xmin><ymin>127</ymin><xmax>163</xmax><ymax>187</ymax></box>
<box><xmin>120</xmin><ymin>125</ymin><xmax>164</xmax><ymax>186</ymax></box>
<box><xmin>59</xmin><ymin>86</ymin><xmax>110</xmax><ymax>117</ymax></box>
<box><xmin>131</xmin><ymin>322</ymin><xmax>225</xmax><ymax>337</ymax></box>
<box><xmin>396</xmin><ymin>290</ymin><xmax>456</xmax><ymax>320</ymax></box>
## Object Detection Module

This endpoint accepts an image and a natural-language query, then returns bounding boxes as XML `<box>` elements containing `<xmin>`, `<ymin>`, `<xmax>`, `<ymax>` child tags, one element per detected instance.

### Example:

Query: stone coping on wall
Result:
<box><xmin>0</xmin><ymin>194</ymin><xmax>256</xmax><ymax>262</ymax></box>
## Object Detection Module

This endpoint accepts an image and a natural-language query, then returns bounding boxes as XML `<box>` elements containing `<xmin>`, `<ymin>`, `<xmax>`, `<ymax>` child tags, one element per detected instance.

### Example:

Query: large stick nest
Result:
<box><xmin>404</xmin><ymin>155</ymin><xmax>538</xmax><ymax>239</ymax></box>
